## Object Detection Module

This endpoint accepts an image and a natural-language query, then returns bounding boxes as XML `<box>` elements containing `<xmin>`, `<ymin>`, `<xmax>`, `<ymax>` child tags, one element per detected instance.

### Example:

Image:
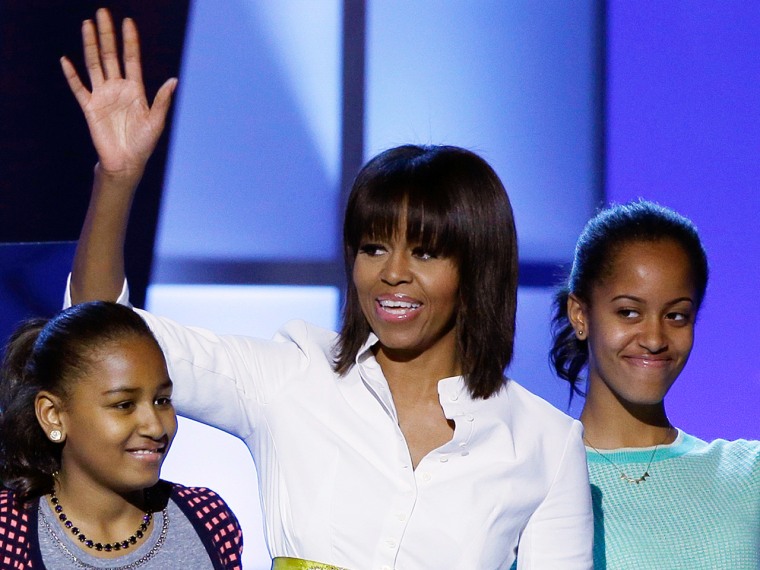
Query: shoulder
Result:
<box><xmin>684</xmin><ymin>433</ymin><xmax>760</xmax><ymax>477</ymax></box>
<box><xmin>479</xmin><ymin>380</ymin><xmax>585</xmax><ymax>474</ymax></box>
<box><xmin>273</xmin><ymin>319</ymin><xmax>339</xmax><ymax>352</ymax></box>
<box><xmin>169</xmin><ymin>482</ymin><xmax>238</xmax><ymax>517</ymax></box>
<box><xmin>501</xmin><ymin>378</ymin><xmax>579</xmax><ymax>432</ymax></box>
<box><xmin>0</xmin><ymin>489</ymin><xmax>35</xmax><ymax>564</ymax></box>
<box><xmin>168</xmin><ymin>483</ymin><xmax>243</xmax><ymax>568</ymax></box>
<box><xmin>135</xmin><ymin>309</ymin><xmax>338</xmax><ymax>363</ymax></box>
<box><xmin>0</xmin><ymin>488</ymin><xmax>14</xmax><ymax>510</ymax></box>
<box><xmin>0</xmin><ymin>488</ymin><xmax>33</xmax><ymax>517</ymax></box>
<box><xmin>168</xmin><ymin>482</ymin><xmax>242</xmax><ymax>534</ymax></box>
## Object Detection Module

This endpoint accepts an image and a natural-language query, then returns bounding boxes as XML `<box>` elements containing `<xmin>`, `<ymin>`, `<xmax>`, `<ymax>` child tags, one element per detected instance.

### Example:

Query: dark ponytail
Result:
<box><xmin>549</xmin><ymin>199</ymin><xmax>709</xmax><ymax>404</ymax></box>
<box><xmin>0</xmin><ymin>319</ymin><xmax>58</xmax><ymax>500</ymax></box>
<box><xmin>0</xmin><ymin>301</ymin><xmax>157</xmax><ymax>502</ymax></box>
<box><xmin>550</xmin><ymin>289</ymin><xmax>588</xmax><ymax>400</ymax></box>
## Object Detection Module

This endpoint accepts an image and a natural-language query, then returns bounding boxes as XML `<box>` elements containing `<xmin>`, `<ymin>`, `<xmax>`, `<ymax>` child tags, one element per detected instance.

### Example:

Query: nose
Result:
<box><xmin>380</xmin><ymin>249</ymin><xmax>412</xmax><ymax>285</ymax></box>
<box><xmin>638</xmin><ymin>317</ymin><xmax>667</xmax><ymax>353</ymax></box>
<box><xmin>138</xmin><ymin>404</ymin><xmax>169</xmax><ymax>439</ymax></box>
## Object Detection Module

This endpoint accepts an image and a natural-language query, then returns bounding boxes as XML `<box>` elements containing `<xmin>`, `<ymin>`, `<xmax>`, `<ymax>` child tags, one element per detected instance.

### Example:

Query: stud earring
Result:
<box><xmin>577</xmin><ymin>330</ymin><xmax>585</xmax><ymax>338</ymax></box>
<box><xmin>50</xmin><ymin>429</ymin><xmax>62</xmax><ymax>442</ymax></box>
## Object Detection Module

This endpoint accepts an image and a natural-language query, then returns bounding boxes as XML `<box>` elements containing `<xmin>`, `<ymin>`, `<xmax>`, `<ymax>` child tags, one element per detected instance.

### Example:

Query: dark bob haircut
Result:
<box><xmin>334</xmin><ymin>144</ymin><xmax>518</xmax><ymax>399</ymax></box>
<box><xmin>0</xmin><ymin>301</ymin><xmax>160</xmax><ymax>502</ymax></box>
<box><xmin>550</xmin><ymin>199</ymin><xmax>709</xmax><ymax>400</ymax></box>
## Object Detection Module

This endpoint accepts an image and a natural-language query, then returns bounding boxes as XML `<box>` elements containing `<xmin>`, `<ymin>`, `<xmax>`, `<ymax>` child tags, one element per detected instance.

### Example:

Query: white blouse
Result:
<box><xmin>137</xmin><ymin>313</ymin><xmax>592</xmax><ymax>570</ymax></box>
<box><xmin>65</xmin><ymin>281</ymin><xmax>593</xmax><ymax>569</ymax></box>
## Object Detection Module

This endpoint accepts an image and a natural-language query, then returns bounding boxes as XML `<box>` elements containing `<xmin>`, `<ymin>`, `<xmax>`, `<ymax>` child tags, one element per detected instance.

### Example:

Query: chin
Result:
<box><xmin>620</xmin><ymin>391</ymin><xmax>669</xmax><ymax>408</ymax></box>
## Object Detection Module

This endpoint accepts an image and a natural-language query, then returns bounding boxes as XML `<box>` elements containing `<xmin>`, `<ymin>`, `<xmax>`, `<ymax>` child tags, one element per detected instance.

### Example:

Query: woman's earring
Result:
<box><xmin>50</xmin><ymin>429</ymin><xmax>62</xmax><ymax>442</ymax></box>
<box><xmin>577</xmin><ymin>330</ymin><xmax>585</xmax><ymax>338</ymax></box>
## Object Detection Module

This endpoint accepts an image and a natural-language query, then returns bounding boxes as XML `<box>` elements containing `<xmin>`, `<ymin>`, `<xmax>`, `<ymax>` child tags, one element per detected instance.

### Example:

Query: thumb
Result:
<box><xmin>149</xmin><ymin>77</ymin><xmax>178</xmax><ymax>129</ymax></box>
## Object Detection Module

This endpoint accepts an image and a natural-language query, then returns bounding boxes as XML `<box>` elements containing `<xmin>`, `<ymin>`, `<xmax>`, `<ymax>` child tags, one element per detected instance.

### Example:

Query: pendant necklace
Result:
<box><xmin>585</xmin><ymin>426</ymin><xmax>674</xmax><ymax>484</ymax></box>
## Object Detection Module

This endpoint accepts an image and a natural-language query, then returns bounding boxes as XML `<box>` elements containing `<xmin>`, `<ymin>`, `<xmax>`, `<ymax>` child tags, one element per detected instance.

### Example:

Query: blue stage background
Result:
<box><xmin>2</xmin><ymin>3</ymin><xmax>758</xmax><ymax>568</ymax></box>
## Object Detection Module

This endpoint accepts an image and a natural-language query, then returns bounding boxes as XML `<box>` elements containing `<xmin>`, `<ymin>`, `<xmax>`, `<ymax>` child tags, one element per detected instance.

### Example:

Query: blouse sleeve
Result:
<box><xmin>516</xmin><ymin>420</ymin><xmax>593</xmax><ymax>569</ymax></box>
<box><xmin>65</xmin><ymin>274</ymin><xmax>319</xmax><ymax>440</ymax></box>
<box><xmin>135</xmin><ymin>308</ymin><xmax>317</xmax><ymax>440</ymax></box>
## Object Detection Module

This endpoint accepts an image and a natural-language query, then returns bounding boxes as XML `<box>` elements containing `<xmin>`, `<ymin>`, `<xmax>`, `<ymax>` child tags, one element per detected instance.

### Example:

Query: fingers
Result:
<box><xmin>122</xmin><ymin>17</ymin><xmax>144</xmax><ymax>88</ymax></box>
<box><xmin>150</xmin><ymin>78</ymin><xmax>178</xmax><ymax>128</ymax></box>
<box><xmin>82</xmin><ymin>18</ymin><xmax>104</xmax><ymax>88</ymax></box>
<box><xmin>60</xmin><ymin>56</ymin><xmax>91</xmax><ymax>110</ymax></box>
<box><xmin>95</xmin><ymin>8</ymin><xmax>122</xmax><ymax>80</ymax></box>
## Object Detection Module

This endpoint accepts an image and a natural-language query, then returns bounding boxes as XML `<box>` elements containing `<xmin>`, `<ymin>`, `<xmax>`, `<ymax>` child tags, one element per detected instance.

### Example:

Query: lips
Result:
<box><xmin>375</xmin><ymin>294</ymin><xmax>422</xmax><ymax>321</ymax></box>
<box><xmin>624</xmin><ymin>355</ymin><xmax>672</xmax><ymax>368</ymax></box>
<box><xmin>126</xmin><ymin>442</ymin><xmax>167</xmax><ymax>462</ymax></box>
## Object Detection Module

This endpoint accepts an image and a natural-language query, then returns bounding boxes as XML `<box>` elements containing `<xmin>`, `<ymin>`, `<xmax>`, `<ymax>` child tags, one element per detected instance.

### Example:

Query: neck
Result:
<box><xmin>581</xmin><ymin>407</ymin><xmax>674</xmax><ymax>449</ymax></box>
<box><xmin>375</xmin><ymin>344</ymin><xmax>460</xmax><ymax>403</ymax></box>
<box><xmin>52</xmin><ymin>469</ymin><xmax>148</xmax><ymax>540</ymax></box>
<box><xmin>581</xmin><ymin>386</ymin><xmax>674</xmax><ymax>449</ymax></box>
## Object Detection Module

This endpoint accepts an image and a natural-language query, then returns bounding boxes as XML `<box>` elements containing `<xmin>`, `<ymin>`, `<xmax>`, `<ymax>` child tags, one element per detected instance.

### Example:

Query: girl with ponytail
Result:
<box><xmin>0</xmin><ymin>301</ymin><xmax>242</xmax><ymax>569</ymax></box>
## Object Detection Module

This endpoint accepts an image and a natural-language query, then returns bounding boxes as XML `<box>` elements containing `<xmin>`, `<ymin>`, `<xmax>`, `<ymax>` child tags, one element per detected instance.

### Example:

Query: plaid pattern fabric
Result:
<box><xmin>173</xmin><ymin>485</ymin><xmax>243</xmax><ymax>570</ymax></box>
<box><xmin>0</xmin><ymin>490</ymin><xmax>33</xmax><ymax>569</ymax></box>
<box><xmin>0</xmin><ymin>483</ymin><xmax>243</xmax><ymax>570</ymax></box>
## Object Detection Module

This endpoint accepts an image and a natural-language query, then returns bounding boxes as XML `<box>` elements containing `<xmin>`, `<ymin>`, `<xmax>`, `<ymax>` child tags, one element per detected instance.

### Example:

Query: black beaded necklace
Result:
<box><xmin>48</xmin><ymin>489</ymin><xmax>153</xmax><ymax>552</ymax></box>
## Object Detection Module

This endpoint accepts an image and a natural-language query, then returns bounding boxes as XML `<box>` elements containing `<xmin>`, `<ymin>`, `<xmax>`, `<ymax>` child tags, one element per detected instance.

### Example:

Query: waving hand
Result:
<box><xmin>60</xmin><ymin>8</ymin><xmax>177</xmax><ymax>179</ymax></box>
<box><xmin>65</xmin><ymin>9</ymin><xmax>177</xmax><ymax>304</ymax></box>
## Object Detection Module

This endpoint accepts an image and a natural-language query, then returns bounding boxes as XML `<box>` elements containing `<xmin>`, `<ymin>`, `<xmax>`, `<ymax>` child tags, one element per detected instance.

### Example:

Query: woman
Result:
<box><xmin>550</xmin><ymin>200</ymin><xmax>760</xmax><ymax>569</ymax></box>
<box><xmin>0</xmin><ymin>301</ymin><xmax>243</xmax><ymax>569</ymax></box>
<box><xmin>63</xmin><ymin>9</ymin><xmax>593</xmax><ymax>569</ymax></box>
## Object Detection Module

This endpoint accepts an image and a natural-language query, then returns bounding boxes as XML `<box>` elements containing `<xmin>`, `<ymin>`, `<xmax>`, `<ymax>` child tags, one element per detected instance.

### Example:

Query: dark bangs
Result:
<box><xmin>337</xmin><ymin>144</ymin><xmax>519</xmax><ymax>400</ymax></box>
<box><xmin>344</xmin><ymin>176</ymin><xmax>462</xmax><ymax>261</ymax></box>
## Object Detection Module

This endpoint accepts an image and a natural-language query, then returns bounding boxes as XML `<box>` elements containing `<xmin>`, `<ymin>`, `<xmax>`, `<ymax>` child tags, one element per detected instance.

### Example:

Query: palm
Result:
<box><xmin>81</xmin><ymin>77</ymin><xmax>159</xmax><ymax>174</ymax></box>
<box><xmin>61</xmin><ymin>9</ymin><xmax>175</xmax><ymax>178</ymax></box>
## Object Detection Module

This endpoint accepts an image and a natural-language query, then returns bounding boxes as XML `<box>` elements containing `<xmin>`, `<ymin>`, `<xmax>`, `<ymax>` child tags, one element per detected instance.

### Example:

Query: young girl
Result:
<box><xmin>61</xmin><ymin>9</ymin><xmax>593</xmax><ymax>569</ymax></box>
<box><xmin>551</xmin><ymin>200</ymin><xmax>760</xmax><ymax>569</ymax></box>
<box><xmin>0</xmin><ymin>301</ymin><xmax>243</xmax><ymax>569</ymax></box>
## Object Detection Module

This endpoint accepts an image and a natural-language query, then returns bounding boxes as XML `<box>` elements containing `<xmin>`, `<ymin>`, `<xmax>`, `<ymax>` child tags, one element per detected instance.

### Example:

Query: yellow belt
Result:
<box><xmin>271</xmin><ymin>557</ymin><xmax>349</xmax><ymax>570</ymax></box>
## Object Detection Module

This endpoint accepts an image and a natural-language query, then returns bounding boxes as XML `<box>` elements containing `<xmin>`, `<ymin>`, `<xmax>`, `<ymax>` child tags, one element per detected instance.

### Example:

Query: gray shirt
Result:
<box><xmin>38</xmin><ymin>495</ymin><xmax>213</xmax><ymax>569</ymax></box>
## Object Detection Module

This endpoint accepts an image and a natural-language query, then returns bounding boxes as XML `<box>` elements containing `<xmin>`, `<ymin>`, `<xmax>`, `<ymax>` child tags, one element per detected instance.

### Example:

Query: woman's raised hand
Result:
<box><xmin>60</xmin><ymin>8</ymin><xmax>177</xmax><ymax>181</ymax></box>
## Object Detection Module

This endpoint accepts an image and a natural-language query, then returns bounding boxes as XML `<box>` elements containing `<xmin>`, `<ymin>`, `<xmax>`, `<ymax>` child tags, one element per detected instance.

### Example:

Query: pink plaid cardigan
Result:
<box><xmin>0</xmin><ymin>481</ymin><xmax>243</xmax><ymax>569</ymax></box>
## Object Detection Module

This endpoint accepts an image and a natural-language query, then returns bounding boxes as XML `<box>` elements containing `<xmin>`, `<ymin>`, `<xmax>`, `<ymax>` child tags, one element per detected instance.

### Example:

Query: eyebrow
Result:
<box><xmin>102</xmin><ymin>380</ymin><xmax>173</xmax><ymax>396</ymax></box>
<box><xmin>610</xmin><ymin>294</ymin><xmax>694</xmax><ymax>305</ymax></box>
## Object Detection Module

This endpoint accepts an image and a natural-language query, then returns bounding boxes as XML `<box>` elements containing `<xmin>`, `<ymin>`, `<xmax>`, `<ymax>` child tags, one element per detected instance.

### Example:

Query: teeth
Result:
<box><xmin>379</xmin><ymin>300</ymin><xmax>419</xmax><ymax>309</ymax></box>
<box><xmin>131</xmin><ymin>449</ymin><xmax>159</xmax><ymax>454</ymax></box>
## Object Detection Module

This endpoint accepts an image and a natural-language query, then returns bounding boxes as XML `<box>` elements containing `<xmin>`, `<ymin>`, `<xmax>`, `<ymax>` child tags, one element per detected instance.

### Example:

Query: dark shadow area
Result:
<box><xmin>0</xmin><ymin>1</ymin><xmax>190</xmax><ymax>307</ymax></box>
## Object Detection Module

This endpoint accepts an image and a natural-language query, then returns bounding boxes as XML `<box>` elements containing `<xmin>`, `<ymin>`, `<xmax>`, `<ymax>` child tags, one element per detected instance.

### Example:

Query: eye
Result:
<box><xmin>666</xmin><ymin>311</ymin><xmax>692</xmax><ymax>323</ymax></box>
<box><xmin>411</xmin><ymin>247</ymin><xmax>436</xmax><ymax>261</ymax></box>
<box><xmin>113</xmin><ymin>400</ymin><xmax>135</xmax><ymax>411</ymax></box>
<box><xmin>617</xmin><ymin>308</ymin><xmax>640</xmax><ymax>319</ymax></box>
<box><xmin>358</xmin><ymin>243</ymin><xmax>386</xmax><ymax>256</ymax></box>
<box><xmin>154</xmin><ymin>396</ymin><xmax>173</xmax><ymax>407</ymax></box>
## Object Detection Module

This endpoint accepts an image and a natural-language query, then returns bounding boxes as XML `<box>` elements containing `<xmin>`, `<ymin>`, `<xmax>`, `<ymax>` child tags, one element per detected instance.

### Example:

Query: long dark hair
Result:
<box><xmin>334</xmin><ymin>144</ymin><xmax>518</xmax><ymax>399</ymax></box>
<box><xmin>550</xmin><ymin>199</ymin><xmax>709</xmax><ymax>400</ymax></box>
<box><xmin>0</xmin><ymin>301</ymin><xmax>159</xmax><ymax>502</ymax></box>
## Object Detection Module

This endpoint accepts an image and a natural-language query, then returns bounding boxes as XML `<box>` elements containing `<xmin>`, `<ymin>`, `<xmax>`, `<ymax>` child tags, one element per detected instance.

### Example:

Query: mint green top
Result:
<box><xmin>587</xmin><ymin>430</ymin><xmax>760</xmax><ymax>569</ymax></box>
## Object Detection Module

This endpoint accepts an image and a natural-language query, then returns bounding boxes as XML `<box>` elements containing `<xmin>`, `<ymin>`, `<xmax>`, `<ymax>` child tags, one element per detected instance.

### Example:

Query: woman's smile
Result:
<box><xmin>353</xmin><ymin>228</ymin><xmax>459</xmax><ymax>363</ymax></box>
<box><xmin>375</xmin><ymin>293</ymin><xmax>423</xmax><ymax>321</ymax></box>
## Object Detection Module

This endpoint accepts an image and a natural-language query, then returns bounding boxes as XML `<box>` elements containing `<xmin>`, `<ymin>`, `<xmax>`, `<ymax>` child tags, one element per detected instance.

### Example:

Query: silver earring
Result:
<box><xmin>50</xmin><ymin>429</ymin><xmax>62</xmax><ymax>442</ymax></box>
<box><xmin>577</xmin><ymin>330</ymin><xmax>585</xmax><ymax>337</ymax></box>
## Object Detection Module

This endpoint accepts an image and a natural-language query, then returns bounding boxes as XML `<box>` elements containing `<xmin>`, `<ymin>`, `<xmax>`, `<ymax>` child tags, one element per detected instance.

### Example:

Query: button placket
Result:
<box><xmin>372</xmin><ymin>475</ymin><xmax>415</xmax><ymax>570</ymax></box>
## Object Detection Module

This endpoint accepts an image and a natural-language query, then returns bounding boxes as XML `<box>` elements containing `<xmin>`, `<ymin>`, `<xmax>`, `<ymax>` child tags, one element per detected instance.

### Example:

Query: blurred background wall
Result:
<box><xmin>2</xmin><ymin>2</ymin><xmax>758</xmax><ymax>567</ymax></box>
